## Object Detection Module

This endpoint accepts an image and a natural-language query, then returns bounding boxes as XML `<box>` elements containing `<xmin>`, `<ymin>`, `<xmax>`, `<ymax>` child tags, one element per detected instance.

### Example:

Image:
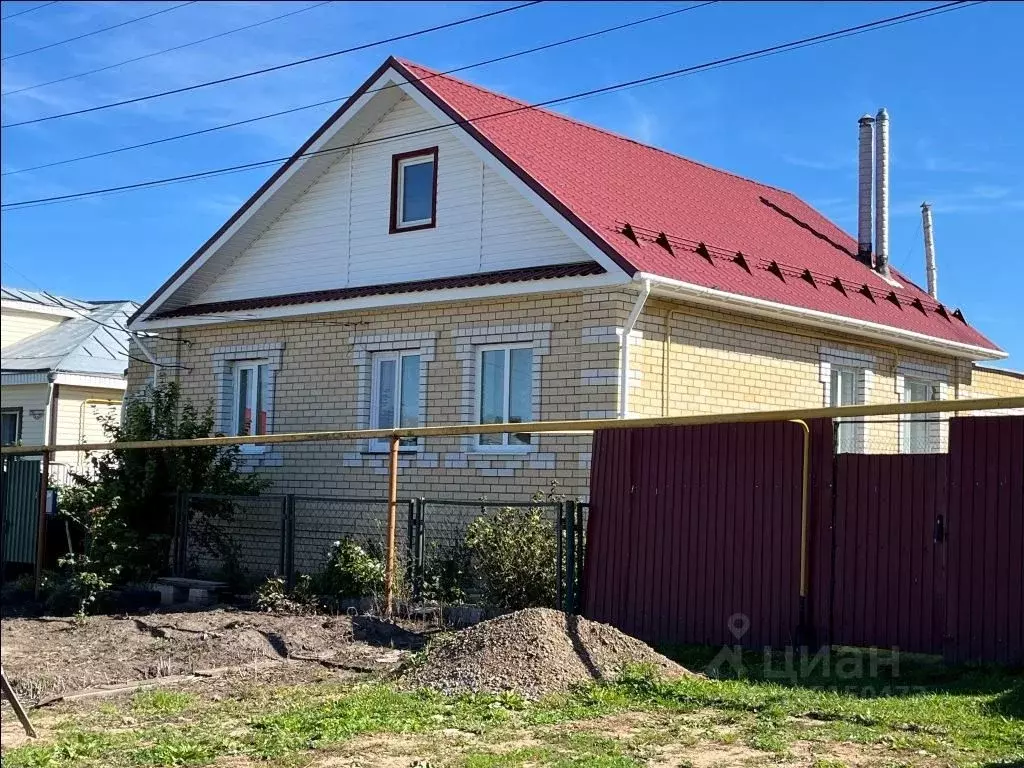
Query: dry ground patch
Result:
<box><xmin>1</xmin><ymin>609</ymin><xmax>1022</xmax><ymax>767</ymax></box>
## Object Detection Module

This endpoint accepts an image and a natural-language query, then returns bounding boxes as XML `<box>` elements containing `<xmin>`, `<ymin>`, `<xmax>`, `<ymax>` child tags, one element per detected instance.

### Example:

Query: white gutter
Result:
<box><xmin>619</xmin><ymin>279</ymin><xmax>651</xmax><ymax>418</ymax></box>
<box><xmin>634</xmin><ymin>272</ymin><xmax>1005</xmax><ymax>361</ymax></box>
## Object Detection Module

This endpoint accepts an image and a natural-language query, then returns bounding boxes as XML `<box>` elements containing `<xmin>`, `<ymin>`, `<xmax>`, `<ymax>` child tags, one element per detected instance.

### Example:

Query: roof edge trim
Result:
<box><xmin>638</xmin><ymin>272</ymin><xmax>1006</xmax><ymax>361</ymax></box>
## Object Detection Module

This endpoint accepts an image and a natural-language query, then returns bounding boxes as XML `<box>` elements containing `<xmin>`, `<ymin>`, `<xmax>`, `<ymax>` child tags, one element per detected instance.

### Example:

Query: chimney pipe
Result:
<box><xmin>857</xmin><ymin>115</ymin><xmax>874</xmax><ymax>265</ymax></box>
<box><xmin>921</xmin><ymin>201</ymin><xmax>937</xmax><ymax>299</ymax></box>
<box><xmin>874</xmin><ymin>107</ymin><xmax>891</xmax><ymax>278</ymax></box>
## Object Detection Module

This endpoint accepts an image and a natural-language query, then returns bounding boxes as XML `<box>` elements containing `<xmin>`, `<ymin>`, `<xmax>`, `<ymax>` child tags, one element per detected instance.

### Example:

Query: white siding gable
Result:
<box><xmin>197</xmin><ymin>95</ymin><xmax>589</xmax><ymax>305</ymax></box>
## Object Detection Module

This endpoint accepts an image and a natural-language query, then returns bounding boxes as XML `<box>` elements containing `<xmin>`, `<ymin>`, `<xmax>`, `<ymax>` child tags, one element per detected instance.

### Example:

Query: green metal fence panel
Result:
<box><xmin>2</xmin><ymin>458</ymin><xmax>41</xmax><ymax>565</ymax></box>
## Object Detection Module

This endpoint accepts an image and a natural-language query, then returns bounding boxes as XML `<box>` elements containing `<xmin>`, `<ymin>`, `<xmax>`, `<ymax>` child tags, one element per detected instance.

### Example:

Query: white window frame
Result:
<box><xmin>475</xmin><ymin>342</ymin><xmax>534</xmax><ymax>452</ymax></box>
<box><xmin>396</xmin><ymin>154</ymin><xmax>435</xmax><ymax>229</ymax></box>
<box><xmin>830</xmin><ymin>364</ymin><xmax>867</xmax><ymax>454</ymax></box>
<box><xmin>901</xmin><ymin>377</ymin><xmax>941</xmax><ymax>454</ymax></box>
<box><xmin>231</xmin><ymin>360</ymin><xmax>269</xmax><ymax>453</ymax></box>
<box><xmin>369</xmin><ymin>350</ymin><xmax>423</xmax><ymax>453</ymax></box>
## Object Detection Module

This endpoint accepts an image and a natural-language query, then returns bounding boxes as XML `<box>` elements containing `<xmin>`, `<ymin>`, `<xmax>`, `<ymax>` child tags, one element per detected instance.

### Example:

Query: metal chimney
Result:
<box><xmin>874</xmin><ymin>108</ymin><xmax>891</xmax><ymax>278</ymax></box>
<box><xmin>857</xmin><ymin>115</ymin><xmax>874</xmax><ymax>266</ymax></box>
<box><xmin>921</xmin><ymin>201</ymin><xmax>937</xmax><ymax>299</ymax></box>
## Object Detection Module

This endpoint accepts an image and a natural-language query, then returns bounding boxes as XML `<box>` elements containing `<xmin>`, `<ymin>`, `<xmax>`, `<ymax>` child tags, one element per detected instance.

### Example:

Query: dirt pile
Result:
<box><xmin>404</xmin><ymin>608</ymin><xmax>689</xmax><ymax>698</ymax></box>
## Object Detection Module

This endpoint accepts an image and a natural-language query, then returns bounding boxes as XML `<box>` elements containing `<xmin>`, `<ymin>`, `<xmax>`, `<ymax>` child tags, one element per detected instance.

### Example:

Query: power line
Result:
<box><xmin>1</xmin><ymin>1</ymin><xmax>541</xmax><ymax>127</ymax></box>
<box><xmin>2</xmin><ymin>2</ymin><xmax>716</xmax><ymax>176</ymax></box>
<box><xmin>1</xmin><ymin>1</ymin><xmax>979</xmax><ymax>211</ymax></box>
<box><xmin>1</xmin><ymin>2</ymin><xmax>197</xmax><ymax>61</ymax></box>
<box><xmin>1</xmin><ymin>1</ymin><xmax>57</xmax><ymax>21</ymax></box>
<box><xmin>2</xmin><ymin>1</ymin><xmax>334</xmax><ymax>97</ymax></box>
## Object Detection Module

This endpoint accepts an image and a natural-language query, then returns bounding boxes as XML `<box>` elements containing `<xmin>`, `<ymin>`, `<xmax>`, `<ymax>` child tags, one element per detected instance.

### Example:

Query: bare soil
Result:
<box><xmin>0</xmin><ymin>607</ymin><xmax>425</xmax><ymax>702</ymax></box>
<box><xmin>404</xmin><ymin>607</ymin><xmax>692</xmax><ymax>698</ymax></box>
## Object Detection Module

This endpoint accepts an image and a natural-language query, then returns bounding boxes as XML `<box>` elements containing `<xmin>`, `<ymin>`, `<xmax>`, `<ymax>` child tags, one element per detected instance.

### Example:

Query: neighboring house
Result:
<box><xmin>1</xmin><ymin>287</ymin><xmax>138</xmax><ymax>482</ymax></box>
<box><xmin>126</xmin><ymin>57</ymin><xmax>1023</xmax><ymax>502</ymax></box>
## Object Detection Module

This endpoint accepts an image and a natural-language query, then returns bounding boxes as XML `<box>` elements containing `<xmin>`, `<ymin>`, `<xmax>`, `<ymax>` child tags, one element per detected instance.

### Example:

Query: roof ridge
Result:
<box><xmin>396</xmin><ymin>58</ymin><xmax>793</xmax><ymax>197</ymax></box>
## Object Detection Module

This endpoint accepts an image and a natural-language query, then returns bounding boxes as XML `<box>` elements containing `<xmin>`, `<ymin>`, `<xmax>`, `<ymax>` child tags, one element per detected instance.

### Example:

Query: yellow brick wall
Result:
<box><xmin>961</xmin><ymin>364</ymin><xmax>1024</xmax><ymax>399</ymax></box>
<box><xmin>626</xmin><ymin>298</ymin><xmax>1002</xmax><ymax>453</ymax></box>
<box><xmin>128</xmin><ymin>288</ymin><xmax>632</xmax><ymax>504</ymax></box>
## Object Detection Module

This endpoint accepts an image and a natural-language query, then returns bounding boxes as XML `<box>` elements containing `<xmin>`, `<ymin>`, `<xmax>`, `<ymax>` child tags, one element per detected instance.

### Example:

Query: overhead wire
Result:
<box><xmin>0</xmin><ymin>258</ymin><xmax>188</xmax><ymax>368</ymax></box>
<box><xmin>0</xmin><ymin>1</ymin><xmax>57</xmax><ymax>21</ymax></box>
<box><xmin>1</xmin><ymin>1</ymin><xmax>197</xmax><ymax>61</ymax></box>
<box><xmin>2</xmin><ymin>1</ymin><xmax>335</xmax><ymax>97</ymax></box>
<box><xmin>0</xmin><ymin>1</ymin><xmax>542</xmax><ymax>126</ymax></box>
<box><xmin>2</xmin><ymin>1</ymin><xmax>717</xmax><ymax>176</ymax></box>
<box><xmin>1</xmin><ymin>0</ymin><xmax>981</xmax><ymax>211</ymax></box>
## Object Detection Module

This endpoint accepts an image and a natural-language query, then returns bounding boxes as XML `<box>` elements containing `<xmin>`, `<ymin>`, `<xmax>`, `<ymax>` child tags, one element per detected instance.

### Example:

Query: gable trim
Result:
<box><xmin>135</xmin><ymin>269</ymin><xmax>626</xmax><ymax>330</ymax></box>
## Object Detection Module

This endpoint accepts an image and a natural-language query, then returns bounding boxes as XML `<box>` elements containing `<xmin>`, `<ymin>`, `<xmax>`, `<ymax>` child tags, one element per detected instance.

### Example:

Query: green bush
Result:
<box><xmin>465</xmin><ymin>507</ymin><xmax>557</xmax><ymax>611</ymax></box>
<box><xmin>310</xmin><ymin>538</ymin><xmax>385</xmax><ymax>601</ymax></box>
<box><xmin>421</xmin><ymin>541</ymin><xmax>471</xmax><ymax>604</ymax></box>
<box><xmin>254</xmin><ymin>574</ymin><xmax>317</xmax><ymax>614</ymax></box>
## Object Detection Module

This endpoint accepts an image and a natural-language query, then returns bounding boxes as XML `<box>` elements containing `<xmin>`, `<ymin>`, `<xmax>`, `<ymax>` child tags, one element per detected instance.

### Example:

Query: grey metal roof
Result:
<box><xmin>1</xmin><ymin>301</ymin><xmax>140</xmax><ymax>378</ymax></box>
<box><xmin>1</xmin><ymin>286</ymin><xmax>96</xmax><ymax>312</ymax></box>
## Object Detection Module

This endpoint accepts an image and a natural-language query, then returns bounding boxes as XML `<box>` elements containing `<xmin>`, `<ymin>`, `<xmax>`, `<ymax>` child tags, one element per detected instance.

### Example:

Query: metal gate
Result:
<box><xmin>2</xmin><ymin>458</ymin><xmax>41</xmax><ymax>566</ymax></box>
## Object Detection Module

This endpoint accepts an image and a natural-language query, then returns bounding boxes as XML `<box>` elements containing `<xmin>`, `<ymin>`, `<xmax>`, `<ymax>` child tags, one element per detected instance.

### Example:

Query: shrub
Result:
<box><xmin>45</xmin><ymin>553</ymin><xmax>118</xmax><ymax>616</ymax></box>
<box><xmin>465</xmin><ymin>507</ymin><xmax>557</xmax><ymax>611</ymax></box>
<box><xmin>254</xmin><ymin>574</ymin><xmax>317</xmax><ymax>614</ymax></box>
<box><xmin>310</xmin><ymin>538</ymin><xmax>385</xmax><ymax>601</ymax></box>
<box><xmin>420</xmin><ymin>541</ymin><xmax>471</xmax><ymax>604</ymax></box>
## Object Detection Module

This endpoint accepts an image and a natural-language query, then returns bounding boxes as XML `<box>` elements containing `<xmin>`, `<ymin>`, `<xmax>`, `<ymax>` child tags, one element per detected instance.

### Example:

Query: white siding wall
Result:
<box><xmin>1</xmin><ymin>309</ymin><xmax>63</xmax><ymax>349</ymax></box>
<box><xmin>197</xmin><ymin>96</ymin><xmax>587</xmax><ymax>304</ymax></box>
<box><xmin>53</xmin><ymin>385</ymin><xmax>122</xmax><ymax>472</ymax></box>
<box><xmin>0</xmin><ymin>384</ymin><xmax>48</xmax><ymax>446</ymax></box>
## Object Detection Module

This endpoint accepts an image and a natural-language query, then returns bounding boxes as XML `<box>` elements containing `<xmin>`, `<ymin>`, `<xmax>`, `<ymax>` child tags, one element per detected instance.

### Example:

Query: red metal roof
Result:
<box><xmin>395</xmin><ymin>59</ymin><xmax>1000</xmax><ymax>354</ymax></box>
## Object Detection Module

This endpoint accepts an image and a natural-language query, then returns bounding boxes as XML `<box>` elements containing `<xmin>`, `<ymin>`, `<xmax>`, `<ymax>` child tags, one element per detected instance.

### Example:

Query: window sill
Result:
<box><xmin>470</xmin><ymin>445</ymin><xmax>534</xmax><ymax>455</ymax></box>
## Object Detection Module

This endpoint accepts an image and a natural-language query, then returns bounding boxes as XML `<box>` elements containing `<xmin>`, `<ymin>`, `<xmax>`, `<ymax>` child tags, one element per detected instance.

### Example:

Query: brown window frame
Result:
<box><xmin>389</xmin><ymin>147</ymin><xmax>438</xmax><ymax>234</ymax></box>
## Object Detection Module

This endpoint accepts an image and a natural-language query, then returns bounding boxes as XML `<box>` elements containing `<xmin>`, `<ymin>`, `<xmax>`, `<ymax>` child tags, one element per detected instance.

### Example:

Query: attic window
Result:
<box><xmin>390</xmin><ymin>147</ymin><xmax>438</xmax><ymax>233</ymax></box>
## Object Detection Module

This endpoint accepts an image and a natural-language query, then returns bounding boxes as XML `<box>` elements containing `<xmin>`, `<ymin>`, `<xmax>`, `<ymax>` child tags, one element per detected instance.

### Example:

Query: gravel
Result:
<box><xmin>404</xmin><ymin>608</ymin><xmax>690</xmax><ymax>698</ymax></box>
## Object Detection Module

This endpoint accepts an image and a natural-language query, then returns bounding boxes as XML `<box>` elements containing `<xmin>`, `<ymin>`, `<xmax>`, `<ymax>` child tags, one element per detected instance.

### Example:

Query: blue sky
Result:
<box><xmin>1</xmin><ymin>1</ymin><xmax>1021</xmax><ymax>366</ymax></box>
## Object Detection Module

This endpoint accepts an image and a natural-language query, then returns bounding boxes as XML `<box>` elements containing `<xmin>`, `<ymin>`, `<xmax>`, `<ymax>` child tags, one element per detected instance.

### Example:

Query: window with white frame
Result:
<box><xmin>390</xmin><ymin>148</ymin><xmax>437</xmax><ymax>232</ymax></box>
<box><xmin>370</xmin><ymin>351</ymin><xmax>421</xmax><ymax>451</ymax></box>
<box><xmin>830</xmin><ymin>365</ymin><xmax>865</xmax><ymax>453</ymax></box>
<box><xmin>902</xmin><ymin>377</ymin><xmax>940</xmax><ymax>453</ymax></box>
<box><xmin>477</xmin><ymin>344</ymin><xmax>533</xmax><ymax>449</ymax></box>
<box><xmin>231</xmin><ymin>361</ymin><xmax>270</xmax><ymax>446</ymax></box>
<box><xmin>1</xmin><ymin>408</ymin><xmax>21</xmax><ymax>446</ymax></box>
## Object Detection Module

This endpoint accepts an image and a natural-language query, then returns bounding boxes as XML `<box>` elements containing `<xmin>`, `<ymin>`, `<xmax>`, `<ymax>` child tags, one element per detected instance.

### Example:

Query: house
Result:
<box><xmin>1</xmin><ymin>287</ymin><xmax>138</xmax><ymax>482</ymax></box>
<box><xmin>126</xmin><ymin>56</ymin><xmax>1023</xmax><ymax>503</ymax></box>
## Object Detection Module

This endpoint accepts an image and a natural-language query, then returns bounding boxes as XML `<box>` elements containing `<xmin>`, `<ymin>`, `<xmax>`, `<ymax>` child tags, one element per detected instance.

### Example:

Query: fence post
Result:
<box><xmin>555</xmin><ymin>502</ymin><xmax>564</xmax><ymax>611</ymax></box>
<box><xmin>174</xmin><ymin>491</ymin><xmax>188</xmax><ymax>577</ymax></box>
<box><xmin>416</xmin><ymin>497</ymin><xmax>426</xmax><ymax>600</ymax></box>
<box><xmin>575</xmin><ymin>502</ymin><xmax>586</xmax><ymax>614</ymax></box>
<box><xmin>564</xmin><ymin>499</ymin><xmax>576</xmax><ymax>614</ymax></box>
<box><xmin>405</xmin><ymin>499</ymin><xmax>417</xmax><ymax>600</ymax></box>
<box><xmin>282</xmin><ymin>495</ymin><xmax>295</xmax><ymax>588</ymax></box>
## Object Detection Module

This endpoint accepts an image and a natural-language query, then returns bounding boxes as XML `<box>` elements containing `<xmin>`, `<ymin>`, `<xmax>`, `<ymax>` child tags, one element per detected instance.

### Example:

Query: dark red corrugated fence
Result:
<box><xmin>583</xmin><ymin>415</ymin><xmax>1023</xmax><ymax>665</ymax></box>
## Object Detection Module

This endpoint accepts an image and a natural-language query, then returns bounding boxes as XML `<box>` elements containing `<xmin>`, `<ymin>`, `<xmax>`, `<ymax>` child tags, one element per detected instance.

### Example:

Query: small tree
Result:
<box><xmin>61</xmin><ymin>382</ymin><xmax>268</xmax><ymax>586</ymax></box>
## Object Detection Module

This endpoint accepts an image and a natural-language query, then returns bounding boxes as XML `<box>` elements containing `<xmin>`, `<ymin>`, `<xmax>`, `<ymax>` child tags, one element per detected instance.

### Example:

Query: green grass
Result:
<box><xmin>3</xmin><ymin>657</ymin><xmax>1021</xmax><ymax>768</ymax></box>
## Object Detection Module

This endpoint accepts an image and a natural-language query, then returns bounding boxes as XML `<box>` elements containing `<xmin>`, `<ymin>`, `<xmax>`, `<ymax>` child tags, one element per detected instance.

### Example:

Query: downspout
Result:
<box><xmin>619</xmin><ymin>279</ymin><xmax>651</xmax><ymax>419</ymax></box>
<box><xmin>133</xmin><ymin>335</ymin><xmax>160</xmax><ymax>387</ymax></box>
<box><xmin>34</xmin><ymin>380</ymin><xmax>58</xmax><ymax>598</ymax></box>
